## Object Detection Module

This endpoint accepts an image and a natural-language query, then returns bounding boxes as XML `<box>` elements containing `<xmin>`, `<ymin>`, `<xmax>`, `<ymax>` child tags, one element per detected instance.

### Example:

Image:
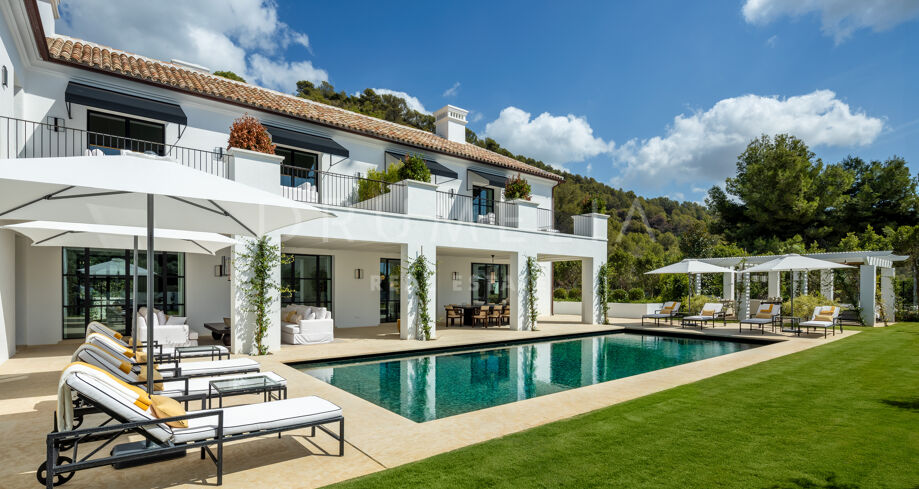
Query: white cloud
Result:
<box><xmin>59</xmin><ymin>0</ymin><xmax>326</xmax><ymax>91</ymax></box>
<box><xmin>367</xmin><ymin>89</ymin><xmax>429</xmax><ymax>114</ymax></box>
<box><xmin>469</xmin><ymin>112</ymin><xmax>484</xmax><ymax>123</ymax></box>
<box><xmin>485</xmin><ymin>107</ymin><xmax>614</xmax><ymax>167</ymax></box>
<box><xmin>742</xmin><ymin>0</ymin><xmax>919</xmax><ymax>43</ymax></box>
<box><xmin>613</xmin><ymin>90</ymin><xmax>884</xmax><ymax>190</ymax></box>
<box><xmin>766</xmin><ymin>34</ymin><xmax>778</xmax><ymax>46</ymax></box>
<box><xmin>443</xmin><ymin>82</ymin><xmax>461</xmax><ymax>97</ymax></box>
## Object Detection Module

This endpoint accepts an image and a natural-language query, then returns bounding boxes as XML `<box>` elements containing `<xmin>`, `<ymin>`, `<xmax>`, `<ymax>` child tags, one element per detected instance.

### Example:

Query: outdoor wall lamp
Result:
<box><xmin>355</xmin><ymin>268</ymin><xmax>364</xmax><ymax>279</ymax></box>
<box><xmin>1</xmin><ymin>66</ymin><xmax>7</xmax><ymax>87</ymax></box>
<box><xmin>452</xmin><ymin>271</ymin><xmax>459</xmax><ymax>280</ymax></box>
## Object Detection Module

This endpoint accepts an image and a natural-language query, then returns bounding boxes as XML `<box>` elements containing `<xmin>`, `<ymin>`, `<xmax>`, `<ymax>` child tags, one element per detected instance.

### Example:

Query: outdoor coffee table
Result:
<box><xmin>174</xmin><ymin>345</ymin><xmax>229</xmax><ymax>361</ymax></box>
<box><xmin>208</xmin><ymin>375</ymin><xmax>287</xmax><ymax>409</ymax></box>
<box><xmin>204</xmin><ymin>322</ymin><xmax>231</xmax><ymax>346</ymax></box>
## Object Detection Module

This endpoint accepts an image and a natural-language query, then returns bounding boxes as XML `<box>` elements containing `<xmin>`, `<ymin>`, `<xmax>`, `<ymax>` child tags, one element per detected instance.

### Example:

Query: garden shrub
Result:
<box><xmin>397</xmin><ymin>154</ymin><xmax>431</xmax><ymax>182</ymax></box>
<box><xmin>227</xmin><ymin>114</ymin><xmax>275</xmax><ymax>154</ymax></box>
<box><xmin>504</xmin><ymin>174</ymin><xmax>532</xmax><ymax>201</ymax></box>
<box><xmin>553</xmin><ymin>288</ymin><xmax>568</xmax><ymax>300</ymax></box>
<box><xmin>610</xmin><ymin>289</ymin><xmax>629</xmax><ymax>302</ymax></box>
<box><xmin>628</xmin><ymin>288</ymin><xmax>645</xmax><ymax>302</ymax></box>
<box><xmin>568</xmin><ymin>287</ymin><xmax>582</xmax><ymax>300</ymax></box>
<box><xmin>782</xmin><ymin>293</ymin><xmax>839</xmax><ymax>319</ymax></box>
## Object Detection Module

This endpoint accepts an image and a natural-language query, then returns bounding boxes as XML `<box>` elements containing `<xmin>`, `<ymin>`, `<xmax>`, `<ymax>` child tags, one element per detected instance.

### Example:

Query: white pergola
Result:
<box><xmin>680</xmin><ymin>251</ymin><xmax>908</xmax><ymax>325</ymax></box>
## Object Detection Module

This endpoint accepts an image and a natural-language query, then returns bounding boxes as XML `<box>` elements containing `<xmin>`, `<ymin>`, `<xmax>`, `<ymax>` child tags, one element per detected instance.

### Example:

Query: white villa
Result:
<box><xmin>0</xmin><ymin>0</ymin><xmax>609</xmax><ymax>363</ymax></box>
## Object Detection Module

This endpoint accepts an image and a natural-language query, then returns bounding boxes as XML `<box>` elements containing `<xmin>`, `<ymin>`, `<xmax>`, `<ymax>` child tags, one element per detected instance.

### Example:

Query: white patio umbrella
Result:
<box><xmin>4</xmin><ymin>220</ymin><xmax>236</xmax><ymax>351</ymax></box>
<box><xmin>742</xmin><ymin>254</ymin><xmax>852</xmax><ymax>318</ymax></box>
<box><xmin>645</xmin><ymin>260</ymin><xmax>734</xmax><ymax>313</ymax></box>
<box><xmin>0</xmin><ymin>153</ymin><xmax>334</xmax><ymax>393</ymax></box>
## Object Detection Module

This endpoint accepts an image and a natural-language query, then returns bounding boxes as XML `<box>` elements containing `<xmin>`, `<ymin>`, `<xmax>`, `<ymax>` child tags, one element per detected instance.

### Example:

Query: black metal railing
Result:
<box><xmin>280</xmin><ymin>164</ymin><xmax>406</xmax><ymax>214</ymax></box>
<box><xmin>436</xmin><ymin>191</ymin><xmax>518</xmax><ymax>227</ymax></box>
<box><xmin>0</xmin><ymin>116</ymin><xmax>229</xmax><ymax>177</ymax></box>
<box><xmin>537</xmin><ymin>208</ymin><xmax>592</xmax><ymax>236</ymax></box>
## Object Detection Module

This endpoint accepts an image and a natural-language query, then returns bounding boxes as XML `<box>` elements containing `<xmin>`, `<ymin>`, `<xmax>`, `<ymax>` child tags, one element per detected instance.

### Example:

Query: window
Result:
<box><xmin>62</xmin><ymin>248</ymin><xmax>185</xmax><ymax>339</ymax></box>
<box><xmin>281</xmin><ymin>254</ymin><xmax>332</xmax><ymax>308</ymax></box>
<box><xmin>471</xmin><ymin>263</ymin><xmax>508</xmax><ymax>304</ymax></box>
<box><xmin>472</xmin><ymin>186</ymin><xmax>495</xmax><ymax>220</ymax></box>
<box><xmin>277</xmin><ymin>146</ymin><xmax>319</xmax><ymax>188</ymax></box>
<box><xmin>86</xmin><ymin>110</ymin><xmax>165</xmax><ymax>155</ymax></box>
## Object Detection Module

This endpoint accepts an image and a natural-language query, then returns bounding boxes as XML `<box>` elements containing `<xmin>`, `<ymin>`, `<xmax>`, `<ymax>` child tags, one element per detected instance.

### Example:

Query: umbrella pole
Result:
<box><xmin>146</xmin><ymin>194</ymin><xmax>155</xmax><ymax>395</ymax></box>
<box><xmin>132</xmin><ymin>236</ymin><xmax>138</xmax><ymax>353</ymax></box>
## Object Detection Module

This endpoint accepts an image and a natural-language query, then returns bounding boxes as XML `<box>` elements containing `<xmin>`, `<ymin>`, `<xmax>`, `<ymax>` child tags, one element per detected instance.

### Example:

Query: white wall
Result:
<box><xmin>14</xmin><ymin>238</ymin><xmax>62</xmax><ymax>346</ymax></box>
<box><xmin>184</xmin><ymin>250</ymin><xmax>231</xmax><ymax>336</ymax></box>
<box><xmin>0</xmin><ymin>230</ymin><xmax>16</xmax><ymax>362</ymax></box>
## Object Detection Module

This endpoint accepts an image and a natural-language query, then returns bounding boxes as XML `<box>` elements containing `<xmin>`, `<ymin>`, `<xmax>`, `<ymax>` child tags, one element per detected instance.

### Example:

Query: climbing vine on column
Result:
<box><xmin>525</xmin><ymin>256</ymin><xmax>542</xmax><ymax>330</ymax></box>
<box><xmin>407</xmin><ymin>254</ymin><xmax>435</xmax><ymax>340</ymax></box>
<box><xmin>236</xmin><ymin>236</ymin><xmax>290</xmax><ymax>355</ymax></box>
<box><xmin>596</xmin><ymin>262</ymin><xmax>612</xmax><ymax>324</ymax></box>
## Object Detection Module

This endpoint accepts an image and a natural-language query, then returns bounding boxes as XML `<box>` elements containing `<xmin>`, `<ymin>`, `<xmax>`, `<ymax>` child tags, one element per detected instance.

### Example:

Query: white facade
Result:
<box><xmin>0</xmin><ymin>1</ymin><xmax>608</xmax><ymax>360</ymax></box>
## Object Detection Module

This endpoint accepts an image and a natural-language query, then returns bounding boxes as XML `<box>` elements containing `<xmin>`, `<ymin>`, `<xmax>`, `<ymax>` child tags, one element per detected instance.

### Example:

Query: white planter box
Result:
<box><xmin>553</xmin><ymin>301</ymin><xmax>582</xmax><ymax>315</ymax></box>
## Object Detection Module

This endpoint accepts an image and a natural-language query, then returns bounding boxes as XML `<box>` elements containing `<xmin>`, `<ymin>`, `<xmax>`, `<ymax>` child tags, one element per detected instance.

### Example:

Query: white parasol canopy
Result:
<box><xmin>0</xmin><ymin>153</ymin><xmax>334</xmax><ymax>393</ymax></box>
<box><xmin>645</xmin><ymin>260</ymin><xmax>735</xmax><ymax>314</ymax></box>
<box><xmin>3</xmin><ymin>221</ymin><xmax>236</xmax><ymax>255</ymax></box>
<box><xmin>742</xmin><ymin>254</ymin><xmax>852</xmax><ymax>318</ymax></box>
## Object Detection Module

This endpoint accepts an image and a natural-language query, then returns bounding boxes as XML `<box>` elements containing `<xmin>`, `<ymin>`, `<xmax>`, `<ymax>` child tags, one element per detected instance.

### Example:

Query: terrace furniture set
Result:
<box><xmin>445</xmin><ymin>304</ymin><xmax>510</xmax><ymax>327</ymax></box>
<box><xmin>38</xmin><ymin>322</ymin><xmax>344</xmax><ymax>488</ymax></box>
<box><xmin>641</xmin><ymin>300</ymin><xmax>842</xmax><ymax>338</ymax></box>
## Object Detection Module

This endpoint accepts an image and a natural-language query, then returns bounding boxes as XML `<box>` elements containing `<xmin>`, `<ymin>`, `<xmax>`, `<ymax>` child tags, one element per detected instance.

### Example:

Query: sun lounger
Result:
<box><xmin>680</xmin><ymin>302</ymin><xmax>726</xmax><ymax>329</ymax></box>
<box><xmin>799</xmin><ymin>306</ymin><xmax>841</xmax><ymax>337</ymax></box>
<box><xmin>641</xmin><ymin>301</ymin><xmax>681</xmax><ymax>326</ymax></box>
<box><xmin>39</xmin><ymin>363</ymin><xmax>343</xmax><ymax>488</ymax></box>
<box><xmin>85</xmin><ymin>333</ymin><xmax>258</xmax><ymax>378</ymax></box>
<box><xmin>86</xmin><ymin>321</ymin><xmax>230</xmax><ymax>360</ymax></box>
<box><xmin>738</xmin><ymin>302</ymin><xmax>781</xmax><ymax>334</ymax></box>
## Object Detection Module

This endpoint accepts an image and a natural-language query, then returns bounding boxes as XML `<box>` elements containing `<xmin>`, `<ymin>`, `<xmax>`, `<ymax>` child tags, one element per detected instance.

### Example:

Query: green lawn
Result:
<box><xmin>331</xmin><ymin>323</ymin><xmax>919</xmax><ymax>489</ymax></box>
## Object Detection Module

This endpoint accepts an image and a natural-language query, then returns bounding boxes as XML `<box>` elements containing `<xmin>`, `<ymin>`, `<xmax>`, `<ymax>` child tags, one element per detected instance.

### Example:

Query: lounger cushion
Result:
<box><xmin>741</xmin><ymin>317</ymin><xmax>772</xmax><ymax>324</ymax></box>
<box><xmin>281</xmin><ymin>323</ymin><xmax>300</xmax><ymax>335</ymax></box>
<box><xmin>800</xmin><ymin>320</ymin><xmax>833</xmax><ymax>328</ymax></box>
<box><xmin>159</xmin><ymin>371</ymin><xmax>286</xmax><ymax>397</ymax></box>
<box><xmin>171</xmin><ymin>396</ymin><xmax>342</xmax><ymax>443</ymax></box>
<box><xmin>683</xmin><ymin>315</ymin><xmax>713</xmax><ymax>321</ymax></box>
<box><xmin>643</xmin><ymin>313</ymin><xmax>671</xmax><ymax>318</ymax></box>
<box><xmin>175</xmin><ymin>358</ymin><xmax>259</xmax><ymax>376</ymax></box>
<box><xmin>66</xmin><ymin>369</ymin><xmax>172</xmax><ymax>442</ymax></box>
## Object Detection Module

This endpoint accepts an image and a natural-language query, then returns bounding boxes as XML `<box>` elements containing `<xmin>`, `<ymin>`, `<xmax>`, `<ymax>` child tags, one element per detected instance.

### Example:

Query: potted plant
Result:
<box><xmin>397</xmin><ymin>154</ymin><xmax>432</xmax><ymax>183</ymax></box>
<box><xmin>227</xmin><ymin>114</ymin><xmax>276</xmax><ymax>154</ymax></box>
<box><xmin>504</xmin><ymin>174</ymin><xmax>532</xmax><ymax>201</ymax></box>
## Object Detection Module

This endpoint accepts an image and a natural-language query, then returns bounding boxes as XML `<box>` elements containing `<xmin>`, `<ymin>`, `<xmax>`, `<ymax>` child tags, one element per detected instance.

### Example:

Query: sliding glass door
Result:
<box><xmin>471</xmin><ymin>263</ymin><xmax>509</xmax><ymax>304</ymax></box>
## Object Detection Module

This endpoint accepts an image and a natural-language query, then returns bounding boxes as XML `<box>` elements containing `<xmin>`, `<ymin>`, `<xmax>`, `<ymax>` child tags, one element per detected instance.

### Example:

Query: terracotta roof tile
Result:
<box><xmin>45</xmin><ymin>35</ymin><xmax>562</xmax><ymax>182</ymax></box>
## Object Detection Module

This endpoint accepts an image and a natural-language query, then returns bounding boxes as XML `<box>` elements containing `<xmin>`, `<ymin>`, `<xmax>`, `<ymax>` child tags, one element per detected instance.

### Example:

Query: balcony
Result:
<box><xmin>0</xmin><ymin>116</ymin><xmax>229</xmax><ymax>177</ymax></box>
<box><xmin>538</xmin><ymin>208</ymin><xmax>592</xmax><ymax>236</ymax></box>
<box><xmin>280</xmin><ymin>164</ymin><xmax>406</xmax><ymax>214</ymax></box>
<box><xmin>436</xmin><ymin>191</ymin><xmax>518</xmax><ymax>227</ymax></box>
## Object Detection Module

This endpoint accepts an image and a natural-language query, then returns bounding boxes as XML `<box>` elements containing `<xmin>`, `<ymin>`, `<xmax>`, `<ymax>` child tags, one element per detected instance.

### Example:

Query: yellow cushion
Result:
<box><xmin>69</xmin><ymin>361</ymin><xmax>152</xmax><ymax>410</ymax></box>
<box><xmin>133</xmin><ymin>351</ymin><xmax>147</xmax><ymax>363</ymax></box>
<box><xmin>820</xmin><ymin>307</ymin><xmax>835</xmax><ymax>315</ymax></box>
<box><xmin>137</xmin><ymin>365</ymin><xmax>164</xmax><ymax>391</ymax></box>
<box><xmin>660</xmin><ymin>306</ymin><xmax>673</xmax><ymax>314</ymax></box>
<box><xmin>283</xmin><ymin>310</ymin><xmax>300</xmax><ymax>323</ymax></box>
<box><xmin>755</xmin><ymin>304</ymin><xmax>773</xmax><ymax>319</ymax></box>
<box><xmin>118</xmin><ymin>361</ymin><xmax>132</xmax><ymax>373</ymax></box>
<box><xmin>701</xmin><ymin>309</ymin><xmax>716</xmax><ymax>317</ymax></box>
<box><xmin>150</xmin><ymin>395</ymin><xmax>188</xmax><ymax>428</ymax></box>
<box><xmin>814</xmin><ymin>314</ymin><xmax>834</xmax><ymax>322</ymax></box>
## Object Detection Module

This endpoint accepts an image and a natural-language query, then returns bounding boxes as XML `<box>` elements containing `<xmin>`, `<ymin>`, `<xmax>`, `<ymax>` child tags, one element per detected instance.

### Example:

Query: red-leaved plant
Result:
<box><xmin>504</xmin><ymin>173</ymin><xmax>532</xmax><ymax>201</ymax></box>
<box><xmin>227</xmin><ymin>114</ymin><xmax>276</xmax><ymax>154</ymax></box>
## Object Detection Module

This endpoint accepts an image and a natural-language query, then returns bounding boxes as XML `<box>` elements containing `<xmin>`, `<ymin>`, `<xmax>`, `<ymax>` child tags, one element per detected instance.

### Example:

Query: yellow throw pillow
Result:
<box><xmin>660</xmin><ymin>307</ymin><xmax>673</xmax><ymax>314</ymax></box>
<box><xmin>113</xmin><ymin>331</ymin><xmax>123</xmax><ymax>340</ymax></box>
<box><xmin>701</xmin><ymin>309</ymin><xmax>716</xmax><ymax>317</ymax></box>
<box><xmin>815</xmin><ymin>314</ymin><xmax>834</xmax><ymax>322</ymax></box>
<box><xmin>820</xmin><ymin>307</ymin><xmax>835</xmax><ymax>315</ymax></box>
<box><xmin>755</xmin><ymin>304</ymin><xmax>773</xmax><ymax>319</ymax></box>
<box><xmin>137</xmin><ymin>365</ymin><xmax>164</xmax><ymax>391</ymax></box>
<box><xmin>118</xmin><ymin>361</ymin><xmax>132</xmax><ymax>373</ymax></box>
<box><xmin>150</xmin><ymin>395</ymin><xmax>188</xmax><ymax>428</ymax></box>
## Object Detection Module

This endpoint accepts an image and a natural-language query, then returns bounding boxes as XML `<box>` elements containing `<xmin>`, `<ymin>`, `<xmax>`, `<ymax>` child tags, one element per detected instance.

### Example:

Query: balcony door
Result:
<box><xmin>380</xmin><ymin>258</ymin><xmax>401</xmax><ymax>323</ymax></box>
<box><xmin>472</xmin><ymin>186</ymin><xmax>495</xmax><ymax>221</ymax></box>
<box><xmin>86</xmin><ymin>110</ymin><xmax>165</xmax><ymax>155</ymax></box>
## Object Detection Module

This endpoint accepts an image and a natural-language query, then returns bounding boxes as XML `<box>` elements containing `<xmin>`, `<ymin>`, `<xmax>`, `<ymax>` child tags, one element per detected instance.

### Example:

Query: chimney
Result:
<box><xmin>36</xmin><ymin>0</ymin><xmax>60</xmax><ymax>36</ymax></box>
<box><xmin>434</xmin><ymin>105</ymin><xmax>468</xmax><ymax>144</ymax></box>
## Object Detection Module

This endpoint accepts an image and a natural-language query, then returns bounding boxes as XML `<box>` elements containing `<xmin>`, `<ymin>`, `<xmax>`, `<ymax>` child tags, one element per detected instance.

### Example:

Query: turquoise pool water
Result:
<box><xmin>295</xmin><ymin>332</ymin><xmax>756</xmax><ymax>422</ymax></box>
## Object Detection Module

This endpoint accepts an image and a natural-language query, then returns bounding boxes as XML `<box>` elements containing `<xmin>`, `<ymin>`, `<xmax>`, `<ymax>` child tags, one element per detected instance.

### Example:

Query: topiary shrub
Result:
<box><xmin>628</xmin><ymin>288</ymin><xmax>645</xmax><ymax>302</ymax></box>
<box><xmin>553</xmin><ymin>288</ymin><xmax>568</xmax><ymax>300</ymax></box>
<box><xmin>396</xmin><ymin>154</ymin><xmax>431</xmax><ymax>182</ymax></box>
<box><xmin>504</xmin><ymin>174</ymin><xmax>532</xmax><ymax>201</ymax></box>
<box><xmin>227</xmin><ymin>114</ymin><xmax>275</xmax><ymax>154</ymax></box>
<box><xmin>568</xmin><ymin>287</ymin><xmax>582</xmax><ymax>300</ymax></box>
<box><xmin>610</xmin><ymin>288</ymin><xmax>629</xmax><ymax>302</ymax></box>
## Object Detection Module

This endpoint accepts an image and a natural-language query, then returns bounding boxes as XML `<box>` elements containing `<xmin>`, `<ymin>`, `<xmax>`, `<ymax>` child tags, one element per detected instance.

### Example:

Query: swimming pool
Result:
<box><xmin>294</xmin><ymin>332</ymin><xmax>758</xmax><ymax>422</ymax></box>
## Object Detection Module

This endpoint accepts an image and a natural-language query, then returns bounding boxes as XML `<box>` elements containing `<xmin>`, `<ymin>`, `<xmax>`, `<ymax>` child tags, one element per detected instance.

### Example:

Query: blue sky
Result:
<box><xmin>60</xmin><ymin>0</ymin><xmax>919</xmax><ymax>202</ymax></box>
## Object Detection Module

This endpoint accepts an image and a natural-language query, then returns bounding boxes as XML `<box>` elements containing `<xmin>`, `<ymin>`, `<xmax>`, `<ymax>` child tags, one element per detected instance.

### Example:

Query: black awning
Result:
<box><xmin>65</xmin><ymin>82</ymin><xmax>187</xmax><ymax>125</ymax></box>
<box><xmin>468</xmin><ymin>168</ymin><xmax>508</xmax><ymax>187</ymax></box>
<box><xmin>264</xmin><ymin>124</ymin><xmax>349</xmax><ymax>158</ymax></box>
<box><xmin>386</xmin><ymin>151</ymin><xmax>457</xmax><ymax>179</ymax></box>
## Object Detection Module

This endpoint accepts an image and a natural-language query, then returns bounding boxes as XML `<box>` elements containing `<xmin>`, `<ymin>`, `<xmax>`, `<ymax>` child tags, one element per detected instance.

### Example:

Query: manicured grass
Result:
<box><xmin>331</xmin><ymin>323</ymin><xmax>919</xmax><ymax>489</ymax></box>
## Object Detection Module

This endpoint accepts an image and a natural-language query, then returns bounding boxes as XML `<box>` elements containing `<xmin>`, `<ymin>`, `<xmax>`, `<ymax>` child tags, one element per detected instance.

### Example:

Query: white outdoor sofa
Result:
<box><xmin>641</xmin><ymin>301</ymin><xmax>681</xmax><ymax>326</ymax></box>
<box><xmin>39</xmin><ymin>363</ymin><xmax>343</xmax><ymax>488</ymax></box>
<box><xmin>281</xmin><ymin>305</ymin><xmax>334</xmax><ymax>345</ymax></box>
<box><xmin>681</xmin><ymin>302</ymin><xmax>726</xmax><ymax>329</ymax></box>
<box><xmin>135</xmin><ymin>307</ymin><xmax>198</xmax><ymax>348</ymax></box>
<box><xmin>799</xmin><ymin>306</ymin><xmax>841</xmax><ymax>337</ymax></box>
<box><xmin>739</xmin><ymin>302</ymin><xmax>782</xmax><ymax>334</ymax></box>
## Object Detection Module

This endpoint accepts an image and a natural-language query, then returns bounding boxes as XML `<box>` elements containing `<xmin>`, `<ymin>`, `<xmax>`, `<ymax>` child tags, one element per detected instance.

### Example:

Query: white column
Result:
<box><xmin>768</xmin><ymin>271</ymin><xmax>780</xmax><ymax>298</ymax></box>
<box><xmin>229</xmin><ymin>231</ymin><xmax>282</xmax><ymax>354</ymax></box>
<box><xmin>694</xmin><ymin>274</ymin><xmax>702</xmax><ymax>295</ymax></box>
<box><xmin>800</xmin><ymin>271</ymin><xmax>808</xmax><ymax>295</ymax></box>
<box><xmin>722</xmin><ymin>272</ymin><xmax>735</xmax><ymax>301</ymax></box>
<box><xmin>0</xmin><ymin>229</ymin><xmax>16</xmax><ymax>364</ymax></box>
<box><xmin>820</xmin><ymin>270</ymin><xmax>834</xmax><ymax>300</ymax></box>
<box><xmin>880</xmin><ymin>268</ymin><xmax>895</xmax><ymax>323</ymax></box>
<box><xmin>739</xmin><ymin>272</ymin><xmax>751</xmax><ymax>320</ymax></box>
<box><xmin>581</xmin><ymin>256</ymin><xmax>603</xmax><ymax>325</ymax></box>
<box><xmin>400</xmin><ymin>242</ymin><xmax>436</xmax><ymax>340</ymax></box>
<box><xmin>859</xmin><ymin>265</ymin><xmax>876</xmax><ymax>326</ymax></box>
